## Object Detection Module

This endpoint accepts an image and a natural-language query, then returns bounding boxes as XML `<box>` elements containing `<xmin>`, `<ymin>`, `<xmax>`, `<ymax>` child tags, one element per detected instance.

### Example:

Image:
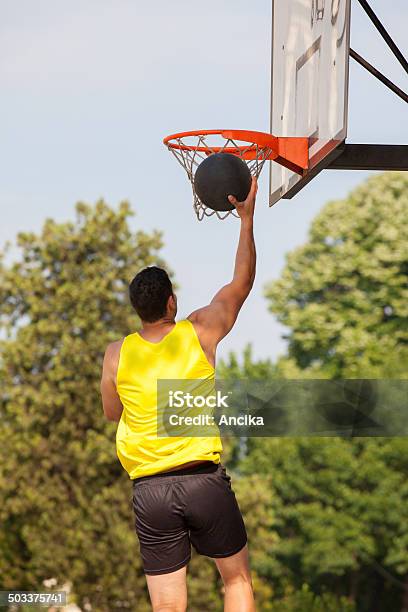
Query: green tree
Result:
<box><xmin>0</xmin><ymin>201</ymin><xmax>165</xmax><ymax>610</ymax></box>
<box><xmin>216</xmin><ymin>346</ymin><xmax>281</xmax><ymax>467</ymax></box>
<box><xmin>256</xmin><ymin>173</ymin><xmax>408</xmax><ymax>610</ymax></box>
<box><xmin>240</xmin><ymin>436</ymin><xmax>408</xmax><ymax>611</ymax></box>
<box><xmin>265</xmin><ymin>172</ymin><xmax>408</xmax><ymax>378</ymax></box>
<box><xmin>217</xmin><ymin>345</ymin><xmax>278</xmax><ymax>380</ymax></box>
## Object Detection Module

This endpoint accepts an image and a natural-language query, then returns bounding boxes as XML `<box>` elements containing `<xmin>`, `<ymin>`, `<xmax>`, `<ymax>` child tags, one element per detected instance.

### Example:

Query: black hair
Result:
<box><xmin>129</xmin><ymin>266</ymin><xmax>173</xmax><ymax>322</ymax></box>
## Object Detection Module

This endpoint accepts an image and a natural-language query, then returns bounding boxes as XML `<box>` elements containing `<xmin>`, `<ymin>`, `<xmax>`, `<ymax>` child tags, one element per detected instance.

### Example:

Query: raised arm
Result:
<box><xmin>188</xmin><ymin>177</ymin><xmax>257</xmax><ymax>357</ymax></box>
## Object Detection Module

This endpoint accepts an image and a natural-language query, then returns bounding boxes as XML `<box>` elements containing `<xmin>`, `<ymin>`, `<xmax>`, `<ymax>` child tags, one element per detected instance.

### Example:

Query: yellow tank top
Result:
<box><xmin>116</xmin><ymin>319</ymin><xmax>222</xmax><ymax>479</ymax></box>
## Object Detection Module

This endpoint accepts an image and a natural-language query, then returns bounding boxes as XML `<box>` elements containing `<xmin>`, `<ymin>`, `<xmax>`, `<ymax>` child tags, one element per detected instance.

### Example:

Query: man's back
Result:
<box><xmin>115</xmin><ymin>320</ymin><xmax>222</xmax><ymax>479</ymax></box>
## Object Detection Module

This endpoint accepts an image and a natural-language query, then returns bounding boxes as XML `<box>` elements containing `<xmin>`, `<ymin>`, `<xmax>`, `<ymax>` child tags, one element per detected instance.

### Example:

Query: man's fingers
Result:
<box><xmin>229</xmin><ymin>177</ymin><xmax>257</xmax><ymax>207</ymax></box>
<box><xmin>249</xmin><ymin>176</ymin><xmax>258</xmax><ymax>198</ymax></box>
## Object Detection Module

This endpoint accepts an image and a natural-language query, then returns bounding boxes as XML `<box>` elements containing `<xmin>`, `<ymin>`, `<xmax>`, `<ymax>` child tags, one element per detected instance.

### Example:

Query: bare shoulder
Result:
<box><xmin>187</xmin><ymin>305</ymin><xmax>224</xmax><ymax>347</ymax></box>
<box><xmin>186</xmin><ymin>310</ymin><xmax>202</xmax><ymax>337</ymax></box>
<box><xmin>103</xmin><ymin>339</ymin><xmax>125</xmax><ymax>364</ymax></box>
<box><xmin>188</xmin><ymin>303</ymin><xmax>223</xmax><ymax>327</ymax></box>
<box><xmin>187</xmin><ymin>307</ymin><xmax>218</xmax><ymax>337</ymax></box>
<box><xmin>187</xmin><ymin>310</ymin><xmax>204</xmax><ymax>333</ymax></box>
<box><xmin>187</xmin><ymin>308</ymin><xmax>203</xmax><ymax>325</ymax></box>
<box><xmin>187</xmin><ymin>312</ymin><xmax>217</xmax><ymax>366</ymax></box>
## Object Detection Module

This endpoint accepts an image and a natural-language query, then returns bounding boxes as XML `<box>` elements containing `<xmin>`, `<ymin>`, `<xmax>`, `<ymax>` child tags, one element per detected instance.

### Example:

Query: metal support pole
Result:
<box><xmin>328</xmin><ymin>144</ymin><xmax>408</xmax><ymax>171</ymax></box>
<box><xmin>282</xmin><ymin>143</ymin><xmax>408</xmax><ymax>201</ymax></box>
<box><xmin>350</xmin><ymin>48</ymin><xmax>408</xmax><ymax>104</ymax></box>
<box><xmin>356</xmin><ymin>0</ymin><xmax>408</xmax><ymax>75</ymax></box>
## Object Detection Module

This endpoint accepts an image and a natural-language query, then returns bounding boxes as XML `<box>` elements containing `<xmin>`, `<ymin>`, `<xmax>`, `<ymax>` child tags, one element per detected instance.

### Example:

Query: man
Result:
<box><xmin>100</xmin><ymin>177</ymin><xmax>258</xmax><ymax>612</ymax></box>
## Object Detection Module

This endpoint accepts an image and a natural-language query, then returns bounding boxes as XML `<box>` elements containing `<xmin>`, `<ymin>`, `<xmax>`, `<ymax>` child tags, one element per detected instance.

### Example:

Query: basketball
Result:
<box><xmin>193</xmin><ymin>153</ymin><xmax>252</xmax><ymax>212</ymax></box>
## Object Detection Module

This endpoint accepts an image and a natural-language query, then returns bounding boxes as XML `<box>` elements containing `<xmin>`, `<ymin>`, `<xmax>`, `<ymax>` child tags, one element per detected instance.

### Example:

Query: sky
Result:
<box><xmin>1</xmin><ymin>0</ymin><xmax>408</xmax><ymax>362</ymax></box>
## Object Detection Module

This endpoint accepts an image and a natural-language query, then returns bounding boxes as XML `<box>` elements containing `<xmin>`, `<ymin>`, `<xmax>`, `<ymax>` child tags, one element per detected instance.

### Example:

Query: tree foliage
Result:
<box><xmin>220</xmin><ymin>350</ymin><xmax>408</xmax><ymax>611</ymax></box>
<box><xmin>265</xmin><ymin>173</ymin><xmax>408</xmax><ymax>377</ymax></box>
<box><xmin>253</xmin><ymin>173</ymin><xmax>408</xmax><ymax>610</ymax></box>
<box><xmin>240</xmin><ymin>436</ymin><xmax>408</xmax><ymax>611</ymax></box>
<box><xmin>0</xmin><ymin>201</ymin><xmax>165</xmax><ymax>610</ymax></box>
<box><xmin>217</xmin><ymin>345</ymin><xmax>278</xmax><ymax>380</ymax></box>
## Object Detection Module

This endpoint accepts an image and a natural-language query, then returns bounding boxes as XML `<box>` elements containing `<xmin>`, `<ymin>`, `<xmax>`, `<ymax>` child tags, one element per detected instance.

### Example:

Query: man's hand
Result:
<box><xmin>228</xmin><ymin>176</ymin><xmax>258</xmax><ymax>222</ymax></box>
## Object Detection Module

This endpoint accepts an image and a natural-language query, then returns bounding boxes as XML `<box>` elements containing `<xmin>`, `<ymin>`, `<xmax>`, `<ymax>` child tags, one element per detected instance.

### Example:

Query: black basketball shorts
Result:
<box><xmin>132</xmin><ymin>461</ymin><xmax>248</xmax><ymax>575</ymax></box>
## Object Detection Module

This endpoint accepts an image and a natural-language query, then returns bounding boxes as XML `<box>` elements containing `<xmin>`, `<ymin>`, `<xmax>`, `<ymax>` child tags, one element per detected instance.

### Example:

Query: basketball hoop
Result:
<box><xmin>163</xmin><ymin>129</ymin><xmax>309</xmax><ymax>220</ymax></box>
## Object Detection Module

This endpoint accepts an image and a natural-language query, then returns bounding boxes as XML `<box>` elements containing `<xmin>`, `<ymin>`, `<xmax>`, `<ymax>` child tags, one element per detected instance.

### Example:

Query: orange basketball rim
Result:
<box><xmin>163</xmin><ymin>129</ymin><xmax>309</xmax><ymax>220</ymax></box>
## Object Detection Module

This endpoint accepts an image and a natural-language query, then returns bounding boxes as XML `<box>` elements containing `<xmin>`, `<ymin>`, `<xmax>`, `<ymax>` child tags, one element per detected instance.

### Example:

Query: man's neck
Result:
<box><xmin>138</xmin><ymin>317</ymin><xmax>176</xmax><ymax>342</ymax></box>
<box><xmin>141</xmin><ymin>317</ymin><xmax>176</xmax><ymax>332</ymax></box>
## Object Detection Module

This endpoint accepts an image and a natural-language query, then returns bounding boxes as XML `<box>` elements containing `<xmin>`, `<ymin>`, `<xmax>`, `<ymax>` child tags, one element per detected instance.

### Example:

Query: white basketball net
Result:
<box><xmin>165</xmin><ymin>133</ymin><xmax>273</xmax><ymax>220</ymax></box>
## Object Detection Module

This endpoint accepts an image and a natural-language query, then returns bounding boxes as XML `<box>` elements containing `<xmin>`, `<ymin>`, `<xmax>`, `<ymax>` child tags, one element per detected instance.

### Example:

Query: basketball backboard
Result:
<box><xmin>270</xmin><ymin>0</ymin><xmax>351</xmax><ymax>204</ymax></box>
